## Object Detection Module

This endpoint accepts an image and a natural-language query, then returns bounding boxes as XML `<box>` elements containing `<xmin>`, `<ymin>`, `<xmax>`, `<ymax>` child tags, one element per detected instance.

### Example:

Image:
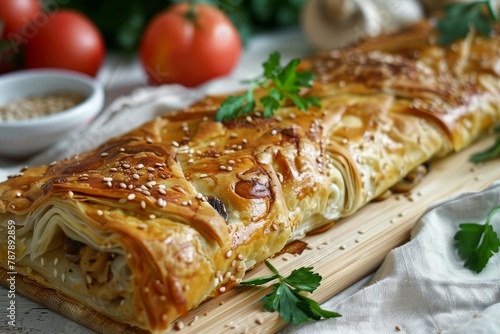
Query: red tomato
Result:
<box><xmin>0</xmin><ymin>0</ymin><xmax>41</xmax><ymax>38</ymax></box>
<box><xmin>0</xmin><ymin>0</ymin><xmax>41</xmax><ymax>73</ymax></box>
<box><xmin>24</xmin><ymin>10</ymin><xmax>105</xmax><ymax>76</ymax></box>
<box><xmin>140</xmin><ymin>3</ymin><xmax>242</xmax><ymax>87</ymax></box>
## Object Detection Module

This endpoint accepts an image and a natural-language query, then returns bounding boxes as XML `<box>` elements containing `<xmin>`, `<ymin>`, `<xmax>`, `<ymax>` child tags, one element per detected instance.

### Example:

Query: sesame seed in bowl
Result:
<box><xmin>0</xmin><ymin>92</ymin><xmax>86</xmax><ymax>122</ymax></box>
<box><xmin>0</xmin><ymin>69</ymin><xmax>104</xmax><ymax>158</ymax></box>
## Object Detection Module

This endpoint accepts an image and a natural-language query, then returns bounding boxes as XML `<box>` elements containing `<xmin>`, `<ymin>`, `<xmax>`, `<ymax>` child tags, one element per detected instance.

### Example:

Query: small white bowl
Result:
<box><xmin>0</xmin><ymin>69</ymin><xmax>104</xmax><ymax>158</ymax></box>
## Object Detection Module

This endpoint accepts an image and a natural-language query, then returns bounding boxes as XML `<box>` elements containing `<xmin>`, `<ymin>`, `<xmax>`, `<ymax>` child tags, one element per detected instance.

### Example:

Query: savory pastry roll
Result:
<box><xmin>1</xmin><ymin>21</ymin><xmax>499</xmax><ymax>333</ymax></box>
<box><xmin>0</xmin><ymin>95</ymin><xmax>455</xmax><ymax>332</ymax></box>
<box><xmin>304</xmin><ymin>21</ymin><xmax>500</xmax><ymax>151</ymax></box>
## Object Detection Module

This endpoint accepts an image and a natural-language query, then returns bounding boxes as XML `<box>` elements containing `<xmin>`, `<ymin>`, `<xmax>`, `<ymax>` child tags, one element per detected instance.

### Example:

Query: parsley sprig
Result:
<box><xmin>470</xmin><ymin>125</ymin><xmax>500</xmax><ymax>162</ymax></box>
<box><xmin>240</xmin><ymin>260</ymin><xmax>340</xmax><ymax>325</ymax></box>
<box><xmin>215</xmin><ymin>51</ymin><xmax>321</xmax><ymax>122</ymax></box>
<box><xmin>437</xmin><ymin>0</ymin><xmax>499</xmax><ymax>45</ymax></box>
<box><xmin>454</xmin><ymin>206</ymin><xmax>500</xmax><ymax>273</ymax></box>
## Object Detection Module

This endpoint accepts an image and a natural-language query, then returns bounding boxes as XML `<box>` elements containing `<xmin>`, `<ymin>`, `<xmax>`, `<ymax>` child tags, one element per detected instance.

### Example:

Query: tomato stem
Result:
<box><xmin>184</xmin><ymin>1</ymin><xmax>198</xmax><ymax>21</ymax></box>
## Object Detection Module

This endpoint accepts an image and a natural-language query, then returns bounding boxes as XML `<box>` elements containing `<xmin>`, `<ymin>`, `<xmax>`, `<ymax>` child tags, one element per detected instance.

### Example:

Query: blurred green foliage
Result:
<box><xmin>58</xmin><ymin>0</ymin><xmax>306</xmax><ymax>54</ymax></box>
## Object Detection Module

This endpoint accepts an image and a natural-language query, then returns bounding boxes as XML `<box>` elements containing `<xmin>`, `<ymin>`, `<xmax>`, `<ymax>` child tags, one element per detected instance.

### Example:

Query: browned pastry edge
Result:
<box><xmin>0</xmin><ymin>268</ymin><xmax>147</xmax><ymax>334</ymax></box>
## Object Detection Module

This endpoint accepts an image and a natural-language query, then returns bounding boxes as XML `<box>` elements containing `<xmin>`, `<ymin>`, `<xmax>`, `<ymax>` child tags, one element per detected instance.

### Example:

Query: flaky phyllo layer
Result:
<box><xmin>1</xmin><ymin>21</ymin><xmax>500</xmax><ymax>332</ymax></box>
<box><xmin>1</xmin><ymin>202</ymin><xmax>135</xmax><ymax>322</ymax></box>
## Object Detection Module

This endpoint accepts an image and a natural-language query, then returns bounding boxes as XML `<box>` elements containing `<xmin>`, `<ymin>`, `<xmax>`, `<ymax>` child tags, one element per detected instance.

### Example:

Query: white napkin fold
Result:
<box><xmin>282</xmin><ymin>181</ymin><xmax>500</xmax><ymax>334</ymax></box>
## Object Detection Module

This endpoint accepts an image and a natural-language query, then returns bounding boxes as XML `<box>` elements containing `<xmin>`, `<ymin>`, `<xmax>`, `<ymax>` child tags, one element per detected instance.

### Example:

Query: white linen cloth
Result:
<box><xmin>281</xmin><ymin>181</ymin><xmax>500</xmax><ymax>334</ymax></box>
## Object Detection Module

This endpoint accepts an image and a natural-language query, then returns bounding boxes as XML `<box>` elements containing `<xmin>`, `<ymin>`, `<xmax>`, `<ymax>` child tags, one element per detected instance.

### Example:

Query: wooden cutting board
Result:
<box><xmin>165</xmin><ymin>136</ymin><xmax>500</xmax><ymax>334</ymax></box>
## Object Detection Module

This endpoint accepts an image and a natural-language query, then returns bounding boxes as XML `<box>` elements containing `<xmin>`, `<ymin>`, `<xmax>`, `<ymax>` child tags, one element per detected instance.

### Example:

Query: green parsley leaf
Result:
<box><xmin>437</xmin><ymin>1</ymin><xmax>499</xmax><ymax>46</ymax></box>
<box><xmin>295</xmin><ymin>71</ymin><xmax>317</xmax><ymax>88</ymax></box>
<box><xmin>263</xmin><ymin>51</ymin><xmax>281</xmax><ymax>78</ymax></box>
<box><xmin>239</xmin><ymin>274</ymin><xmax>280</xmax><ymax>286</ymax></box>
<box><xmin>260</xmin><ymin>88</ymin><xmax>282</xmax><ymax>117</ymax></box>
<box><xmin>275</xmin><ymin>283</ymin><xmax>313</xmax><ymax>325</ymax></box>
<box><xmin>262</xmin><ymin>283</ymin><xmax>282</xmax><ymax>312</ymax></box>
<box><xmin>241</xmin><ymin>260</ymin><xmax>341</xmax><ymax>325</ymax></box>
<box><xmin>470</xmin><ymin>125</ymin><xmax>500</xmax><ymax>163</ymax></box>
<box><xmin>284</xmin><ymin>267</ymin><xmax>321</xmax><ymax>293</ymax></box>
<box><xmin>288</xmin><ymin>95</ymin><xmax>322</xmax><ymax>112</ymax></box>
<box><xmin>277</xmin><ymin>58</ymin><xmax>301</xmax><ymax>90</ymax></box>
<box><xmin>454</xmin><ymin>206</ymin><xmax>500</xmax><ymax>273</ymax></box>
<box><xmin>296</xmin><ymin>293</ymin><xmax>341</xmax><ymax>319</ymax></box>
<box><xmin>215</xmin><ymin>51</ymin><xmax>321</xmax><ymax>121</ymax></box>
<box><xmin>470</xmin><ymin>137</ymin><xmax>500</xmax><ymax>162</ymax></box>
<box><xmin>215</xmin><ymin>90</ymin><xmax>255</xmax><ymax>122</ymax></box>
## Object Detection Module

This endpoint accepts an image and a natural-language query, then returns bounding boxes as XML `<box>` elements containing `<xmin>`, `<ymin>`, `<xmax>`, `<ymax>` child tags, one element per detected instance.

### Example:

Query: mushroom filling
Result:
<box><xmin>63</xmin><ymin>237</ymin><xmax>84</xmax><ymax>263</ymax></box>
<box><xmin>391</xmin><ymin>163</ymin><xmax>429</xmax><ymax>193</ymax></box>
<box><xmin>60</xmin><ymin>236</ymin><xmax>131</xmax><ymax>301</ymax></box>
<box><xmin>207</xmin><ymin>196</ymin><xmax>228</xmax><ymax>221</ymax></box>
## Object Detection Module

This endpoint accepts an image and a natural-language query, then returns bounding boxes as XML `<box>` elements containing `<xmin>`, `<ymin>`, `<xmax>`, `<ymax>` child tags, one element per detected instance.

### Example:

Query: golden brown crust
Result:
<box><xmin>0</xmin><ymin>20</ymin><xmax>499</xmax><ymax>333</ymax></box>
<box><xmin>303</xmin><ymin>21</ymin><xmax>500</xmax><ymax>151</ymax></box>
